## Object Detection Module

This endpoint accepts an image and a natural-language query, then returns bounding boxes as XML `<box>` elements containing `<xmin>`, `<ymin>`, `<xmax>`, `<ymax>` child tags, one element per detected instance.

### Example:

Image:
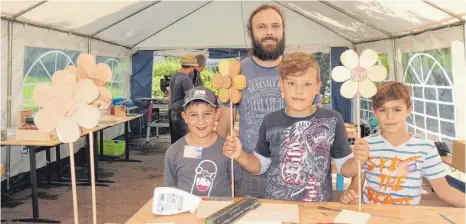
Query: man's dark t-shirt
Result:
<box><xmin>169</xmin><ymin>72</ymin><xmax>193</xmax><ymax>110</ymax></box>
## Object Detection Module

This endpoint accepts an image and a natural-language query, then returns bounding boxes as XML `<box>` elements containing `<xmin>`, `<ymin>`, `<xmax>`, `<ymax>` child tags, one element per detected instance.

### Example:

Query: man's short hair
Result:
<box><xmin>195</xmin><ymin>54</ymin><xmax>206</xmax><ymax>67</ymax></box>
<box><xmin>247</xmin><ymin>4</ymin><xmax>285</xmax><ymax>32</ymax></box>
<box><xmin>278</xmin><ymin>52</ymin><xmax>320</xmax><ymax>81</ymax></box>
<box><xmin>372</xmin><ymin>81</ymin><xmax>412</xmax><ymax>110</ymax></box>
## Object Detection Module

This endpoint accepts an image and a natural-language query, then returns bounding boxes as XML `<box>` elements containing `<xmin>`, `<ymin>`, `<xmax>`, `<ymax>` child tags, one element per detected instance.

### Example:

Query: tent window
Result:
<box><xmin>21</xmin><ymin>47</ymin><xmax>80</xmax><ymax>112</ymax></box>
<box><xmin>402</xmin><ymin>48</ymin><xmax>456</xmax><ymax>144</ymax></box>
<box><xmin>96</xmin><ymin>56</ymin><xmax>127</xmax><ymax>98</ymax></box>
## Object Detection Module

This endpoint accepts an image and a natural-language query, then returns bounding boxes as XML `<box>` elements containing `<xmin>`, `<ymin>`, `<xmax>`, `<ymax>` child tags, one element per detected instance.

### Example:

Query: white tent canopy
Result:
<box><xmin>2</xmin><ymin>0</ymin><xmax>465</xmax><ymax>49</ymax></box>
<box><xmin>1</xmin><ymin>0</ymin><xmax>465</xmax><ymax>181</ymax></box>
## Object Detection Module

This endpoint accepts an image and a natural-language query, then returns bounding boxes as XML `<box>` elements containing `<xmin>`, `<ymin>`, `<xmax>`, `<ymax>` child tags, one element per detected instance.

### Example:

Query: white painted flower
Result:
<box><xmin>331</xmin><ymin>49</ymin><xmax>387</xmax><ymax>99</ymax></box>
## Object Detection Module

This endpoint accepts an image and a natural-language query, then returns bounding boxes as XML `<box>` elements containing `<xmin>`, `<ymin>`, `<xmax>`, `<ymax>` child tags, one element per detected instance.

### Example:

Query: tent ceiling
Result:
<box><xmin>1</xmin><ymin>0</ymin><xmax>464</xmax><ymax>50</ymax></box>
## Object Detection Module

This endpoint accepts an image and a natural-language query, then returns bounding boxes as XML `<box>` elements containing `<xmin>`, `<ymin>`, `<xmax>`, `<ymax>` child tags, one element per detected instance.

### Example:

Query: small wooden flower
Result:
<box><xmin>212</xmin><ymin>60</ymin><xmax>247</xmax><ymax>104</ymax></box>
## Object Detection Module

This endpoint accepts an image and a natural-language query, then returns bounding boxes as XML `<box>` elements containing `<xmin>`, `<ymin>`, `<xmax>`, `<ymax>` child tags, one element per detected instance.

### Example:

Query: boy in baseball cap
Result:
<box><xmin>164</xmin><ymin>86</ymin><xmax>239</xmax><ymax>197</ymax></box>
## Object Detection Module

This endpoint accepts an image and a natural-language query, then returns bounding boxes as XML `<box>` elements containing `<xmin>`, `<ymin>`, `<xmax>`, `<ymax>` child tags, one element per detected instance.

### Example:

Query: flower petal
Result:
<box><xmin>52</xmin><ymin>70</ymin><xmax>77</xmax><ymax>87</ymax></box>
<box><xmin>212</xmin><ymin>74</ymin><xmax>224</xmax><ymax>89</ymax></box>
<box><xmin>232</xmin><ymin>74</ymin><xmax>247</xmax><ymax>89</ymax></box>
<box><xmin>228</xmin><ymin>60</ymin><xmax>241</xmax><ymax>76</ymax></box>
<box><xmin>218</xmin><ymin>60</ymin><xmax>230</xmax><ymax>76</ymax></box>
<box><xmin>73</xmin><ymin>79</ymin><xmax>99</xmax><ymax>104</ymax></box>
<box><xmin>77</xmin><ymin>54</ymin><xmax>95</xmax><ymax>79</ymax></box>
<box><xmin>359</xmin><ymin>79</ymin><xmax>377</xmax><ymax>98</ymax></box>
<box><xmin>56</xmin><ymin>116</ymin><xmax>81</xmax><ymax>143</ymax></box>
<box><xmin>340</xmin><ymin>80</ymin><xmax>358</xmax><ymax>99</ymax></box>
<box><xmin>331</xmin><ymin>66</ymin><xmax>351</xmax><ymax>82</ymax></box>
<box><xmin>230</xmin><ymin>88</ymin><xmax>242</xmax><ymax>104</ymax></box>
<box><xmin>34</xmin><ymin>107</ymin><xmax>63</xmax><ymax>133</ymax></box>
<box><xmin>359</xmin><ymin>49</ymin><xmax>378</xmax><ymax>69</ymax></box>
<box><xmin>367</xmin><ymin>65</ymin><xmax>388</xmax><ymax>82</ymax></box>
<box><xmin>74</xmin><ymin>104</ymin><xmax>101</xmax><ymax>129</ymax></box>
<box><xmin>341</xmin><ymin>50</ymin><xmax>359</xmax><ymax>69</ymax></box>
<box><xmin>219</xmin><ymin>89</ymin><xmax>230</xmax><ymax>103</ymax></box>
<box><xmin>65</xmin><ymin>65</ymin><xmax>81</xmax><ymax>80</ymax></box>
<box><xmin>32</xmin><ymin>83</ymin><xmax>56</xmax><ymax>107</ymax></box>
<box><xmin>90</xmin><ymin>63</ymin><xmax>112</xmax><ymax>87</ymax></box>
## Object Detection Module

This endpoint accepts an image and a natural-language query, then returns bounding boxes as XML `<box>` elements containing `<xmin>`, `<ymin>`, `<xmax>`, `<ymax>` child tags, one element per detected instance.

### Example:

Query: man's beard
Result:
<box><xmin>251</xmin><ymin>33</ymin><xmax>285</xmax><ymax>61</ymax></box>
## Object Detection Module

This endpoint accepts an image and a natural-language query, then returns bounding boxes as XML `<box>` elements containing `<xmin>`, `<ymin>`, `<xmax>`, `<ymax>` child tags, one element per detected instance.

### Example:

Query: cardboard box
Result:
<box><xmin>17</xmin><ymin>110</ymin><xmax>33</xmax><ymax>126</ymax></box>
<box><xmin>452</xmin><ymin>140</ymin><xmax>465</xmax><ymax>172</ymax></box>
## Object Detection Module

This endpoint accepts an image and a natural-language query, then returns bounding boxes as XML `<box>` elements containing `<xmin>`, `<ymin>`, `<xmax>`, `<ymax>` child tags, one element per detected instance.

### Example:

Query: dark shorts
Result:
<box><xmin>168</xmin><ymin>108</ymin><xmax>187</xmax><ymax>144</ymax></box>
<box><xmin>235</xmin><ymin>167</ymin><xmax>267</xmax><ymax>198</ymax></box>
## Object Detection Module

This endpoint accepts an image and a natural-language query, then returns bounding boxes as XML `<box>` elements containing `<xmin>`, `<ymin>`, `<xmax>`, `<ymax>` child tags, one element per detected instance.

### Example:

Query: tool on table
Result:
<box><xmin>439</xmin><ymin>213</ymin><xmax>456</xmax><ymax>224</ymax></box>
<box><xmin>205</xmin><ymin>197</ymin><xmax>261</xmax><ymax>224</ymax></box>
<box><xmin>317</xmin><ymin>206</ymin><xmax>403</xmax><ymax>220</ymax></box>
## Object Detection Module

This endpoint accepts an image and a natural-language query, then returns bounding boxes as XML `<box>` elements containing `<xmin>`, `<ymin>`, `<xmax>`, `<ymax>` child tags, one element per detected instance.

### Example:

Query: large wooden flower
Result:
<box><xmin>64</xmin><ymin>54</ymin><xmax>113</xmax><ymax>110</ymax></box>
<box><xmin>331</xmin><ymin>49</ymin><xmax>387</xmax><ymax>99</ymax></box>
<box><xmin>212</xmin><ymin>60</ymin><xmax>246</xmax><ymax>104</ymax></box>
<box><xmin>32</xmin><ymin>70</ymin><xmax>101</xmax><ymax>143</ymax></box>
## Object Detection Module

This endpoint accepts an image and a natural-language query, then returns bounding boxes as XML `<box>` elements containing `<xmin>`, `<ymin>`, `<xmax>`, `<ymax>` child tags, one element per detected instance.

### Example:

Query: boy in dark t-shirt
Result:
<box><xmin>223</xmin><ymin>52</ymin><xmax>370</xmax><ymax>202</ymax></box>
<box><xmin>164</xmin><ymin>86</ymin><xmax>239</xmax><ymax>197</ymax></box>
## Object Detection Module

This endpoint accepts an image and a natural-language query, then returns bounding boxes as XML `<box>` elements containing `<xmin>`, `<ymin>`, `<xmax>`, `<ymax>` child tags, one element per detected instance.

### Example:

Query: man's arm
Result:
<box><xmin>216</xmin><ymin>104</ymin><xmax>235</xmax><ymax>139</ymax></box>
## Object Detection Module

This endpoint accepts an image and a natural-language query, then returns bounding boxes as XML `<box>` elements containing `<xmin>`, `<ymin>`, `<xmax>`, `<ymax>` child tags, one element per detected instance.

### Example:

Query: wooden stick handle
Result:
<box><xmin>230</xmin><ymin>91</ymin><xmax>235</xmax><ymax>199</ymax></box>
<box><xmin>69</xmin><ymin>143</ymin><xmax>79</xmax><ymax>224</ymax></box>
<box><xmin>89</xmin><ymin>131</ymin><xmax>97</xmax><ymax>224</ymax></box>
<box><xmin>356</xmin><ymin>92</ymin><xmax>362</xmax><ymax>212</ymax></box>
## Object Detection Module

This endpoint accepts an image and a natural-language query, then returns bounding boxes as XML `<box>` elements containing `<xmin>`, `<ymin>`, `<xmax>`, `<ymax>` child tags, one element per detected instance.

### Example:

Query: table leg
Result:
<box><xmin>11</xmin><ymin>147</ymin><xmax>60</xmax><ymax>223</ymax></box>
<box><xmin>99</xmin><ymin>130</ymin><xmax>104</xmax><ymax>157</ymax></box>
<box><xmin>55</xmin><ymin>145</ymin><xmax>61</xmax><ymax>182</ymax></box>
<box><xmin>45</xmin><ymin>147</ymin><xmax>51</xmax><ymax>184</ymax></box>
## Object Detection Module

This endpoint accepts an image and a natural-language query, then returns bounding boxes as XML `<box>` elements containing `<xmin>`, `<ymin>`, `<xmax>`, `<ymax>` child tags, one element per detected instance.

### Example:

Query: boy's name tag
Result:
<box><xmin>184</xmin><ymin>146</ymin><xmax>203</xmax><ymax>159</ymax></box>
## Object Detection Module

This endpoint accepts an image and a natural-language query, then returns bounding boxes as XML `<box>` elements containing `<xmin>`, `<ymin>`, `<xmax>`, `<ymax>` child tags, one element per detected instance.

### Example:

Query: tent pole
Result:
<box><xmin>88</xmin><ymin>38</ymin><xmax>91</xmax><ymax>54</ymax></box>
<box><xmin>392</xmin><ymin>38</ymin><xmax>397</xmax><ymax>81</ymax></box>
<box><xmin>6</xmin><ymin>21</ymin><xmax>13</xmax><ymax>191</ymax></box>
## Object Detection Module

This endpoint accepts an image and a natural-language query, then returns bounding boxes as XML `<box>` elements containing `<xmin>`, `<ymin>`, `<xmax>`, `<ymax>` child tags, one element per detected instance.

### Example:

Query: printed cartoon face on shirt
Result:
<box><xmin>191</xmin><ymin>160</ymin><xmax>217</xmax><ymax>196</ymax></box>
<box><xmin>266</xmin><ymin>118</ymin><xmax>336</xmax><ymax>202</ymax></box>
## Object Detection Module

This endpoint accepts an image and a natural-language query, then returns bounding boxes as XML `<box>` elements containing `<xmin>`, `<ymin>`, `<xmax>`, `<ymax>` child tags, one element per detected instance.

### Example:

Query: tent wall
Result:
<box><xmin>1</xmin><ymin>19</ymin><xmax>132</xmax><ymax>179</ymax></box>
<box><xmin>355</xmin><ymin>25</ymin><xmax>465</xmax><ymax>146</ymax></box>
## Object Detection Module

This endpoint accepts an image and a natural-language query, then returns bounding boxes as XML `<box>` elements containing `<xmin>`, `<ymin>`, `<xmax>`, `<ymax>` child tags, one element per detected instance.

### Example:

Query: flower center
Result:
<box><xmin>351</xmin><ymin>67</ymin><xmax>367</xmax><ymax>82</ymax></box>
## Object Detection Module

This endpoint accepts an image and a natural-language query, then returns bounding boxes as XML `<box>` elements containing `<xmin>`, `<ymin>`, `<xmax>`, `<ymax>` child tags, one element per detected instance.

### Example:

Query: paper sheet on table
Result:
<box><xmin>334</xmin><ymin>209</ymin><xmax>370</xmax><ymax>224</ymax></box>
<box><xmin>196</xmin><ymin>200</ymin><xmax>299</xmax><ymax>223</ymax></box>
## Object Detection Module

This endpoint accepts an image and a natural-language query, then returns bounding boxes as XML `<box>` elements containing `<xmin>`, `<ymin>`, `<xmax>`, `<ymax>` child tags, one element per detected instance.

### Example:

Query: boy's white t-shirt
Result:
<box><xmin>362</xmin><ymin>133</ymin><xmax>446</xmax><ymax>206</ymax></box>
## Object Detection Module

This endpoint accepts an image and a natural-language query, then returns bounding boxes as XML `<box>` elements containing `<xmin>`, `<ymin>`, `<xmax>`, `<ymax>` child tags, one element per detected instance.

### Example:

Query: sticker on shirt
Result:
<box><xmin>190</xmin><ymin>160</ymin><xmax>217</xmax><ymax>197</ymax></box>
<box><xmin>183</xmin><ymin>145</ymin><xmax>203</xmax><ymax>159</ymax></box>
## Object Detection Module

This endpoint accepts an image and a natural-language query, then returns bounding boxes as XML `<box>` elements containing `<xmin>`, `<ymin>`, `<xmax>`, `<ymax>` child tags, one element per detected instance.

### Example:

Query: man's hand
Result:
<box><xmin>223</xmin><ymin>135</ymin><xmax>243</xmax><ymax>160</ymax></box>
<box><xmin>340</xmin><ymin>189</ymin><xmax>359</xmax><ymax>204</ymax></box>
<box><xmin>353</xmin><ymin>138</ymin><xmax>370</xmax><ymax>164</ymax></box>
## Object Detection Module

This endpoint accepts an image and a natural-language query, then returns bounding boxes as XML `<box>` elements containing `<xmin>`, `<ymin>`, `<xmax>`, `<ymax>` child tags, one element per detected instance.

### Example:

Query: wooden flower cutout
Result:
<box><xmin>212</xmin><ymin>60</ymin><xmax>246</xmax><ymax>104</ymax></box>
<box><xmin>331</xmin><ymin>49</ymin><xmax>387</xmax><ymax>99</ymax></box>
<box><xmin>32</xmin><ymin>70</ymin><xmax>101</xmax><ymax>143</ymax></box>
<box><xmin>65</xmin><ymin>54</ymin><xmax>113</xmax><ymax>110</ymax></box>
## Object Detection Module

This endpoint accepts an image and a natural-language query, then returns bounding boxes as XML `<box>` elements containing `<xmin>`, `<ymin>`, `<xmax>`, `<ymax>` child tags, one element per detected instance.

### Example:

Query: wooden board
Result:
<box><xmin>125</xmin><ymin>198</ymin><xmax>465</xmax><ymax>224</ymax></box>
<box><xmin>196</xmin><ymin>200</ymin><xmax>299</xmax><ymax>223</ymax></box>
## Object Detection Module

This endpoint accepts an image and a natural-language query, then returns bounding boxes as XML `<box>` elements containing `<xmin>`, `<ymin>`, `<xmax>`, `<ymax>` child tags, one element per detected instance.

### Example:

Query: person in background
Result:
<box><xmin>168</xmin><ymin>54</ymin><xmax>198</xmax><ymax>144</ymax></box>
<box><xmin>191</xmin><ymin>54</ymin><xmax>206</xmax><ymax>87</ymax></box>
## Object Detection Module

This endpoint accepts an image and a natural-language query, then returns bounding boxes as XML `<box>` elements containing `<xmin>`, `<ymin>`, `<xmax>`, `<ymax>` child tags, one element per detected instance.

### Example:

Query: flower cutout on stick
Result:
<box><xmin>331</xmin><ymin>49</ymin><xmax>387</xmax><ymax>99</ymax></box>
<box><xmin>212</xmin><ymin>60</ymin><xmax>247</xmax><ymax>104</ymax></box>
<box><xmin>64</xmin><ymin>54</ymin><xmax>113</xmax><ymax>110</ymax></box>
<box><xmin>32</xmin><ymin>70</ymin><xmax>101</xmax><ymax>143</ymax></box>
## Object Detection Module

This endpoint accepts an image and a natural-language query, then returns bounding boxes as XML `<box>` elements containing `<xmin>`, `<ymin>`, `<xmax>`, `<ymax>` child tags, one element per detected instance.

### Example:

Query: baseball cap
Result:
<box><xmin>183</xmin><ymin>86</ymin><xmax>217</xmax><ymax>108</ymax></box>
<box><xmin>180</xmin><ymin>54</ymin><xmax>199</xmax><ymax>67</ymax></box>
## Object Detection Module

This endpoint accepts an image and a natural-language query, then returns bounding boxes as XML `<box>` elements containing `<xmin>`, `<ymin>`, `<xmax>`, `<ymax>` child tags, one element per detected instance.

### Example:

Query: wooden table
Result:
<box><xmin>126</xmin><ymin>198</ymin><xmax>465</xmax><ymax>224</ymax></box>
<box><xmin>0</xmin><ymin>114</ymin><xmax>143</xmax><ymax>223</ymax></box>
